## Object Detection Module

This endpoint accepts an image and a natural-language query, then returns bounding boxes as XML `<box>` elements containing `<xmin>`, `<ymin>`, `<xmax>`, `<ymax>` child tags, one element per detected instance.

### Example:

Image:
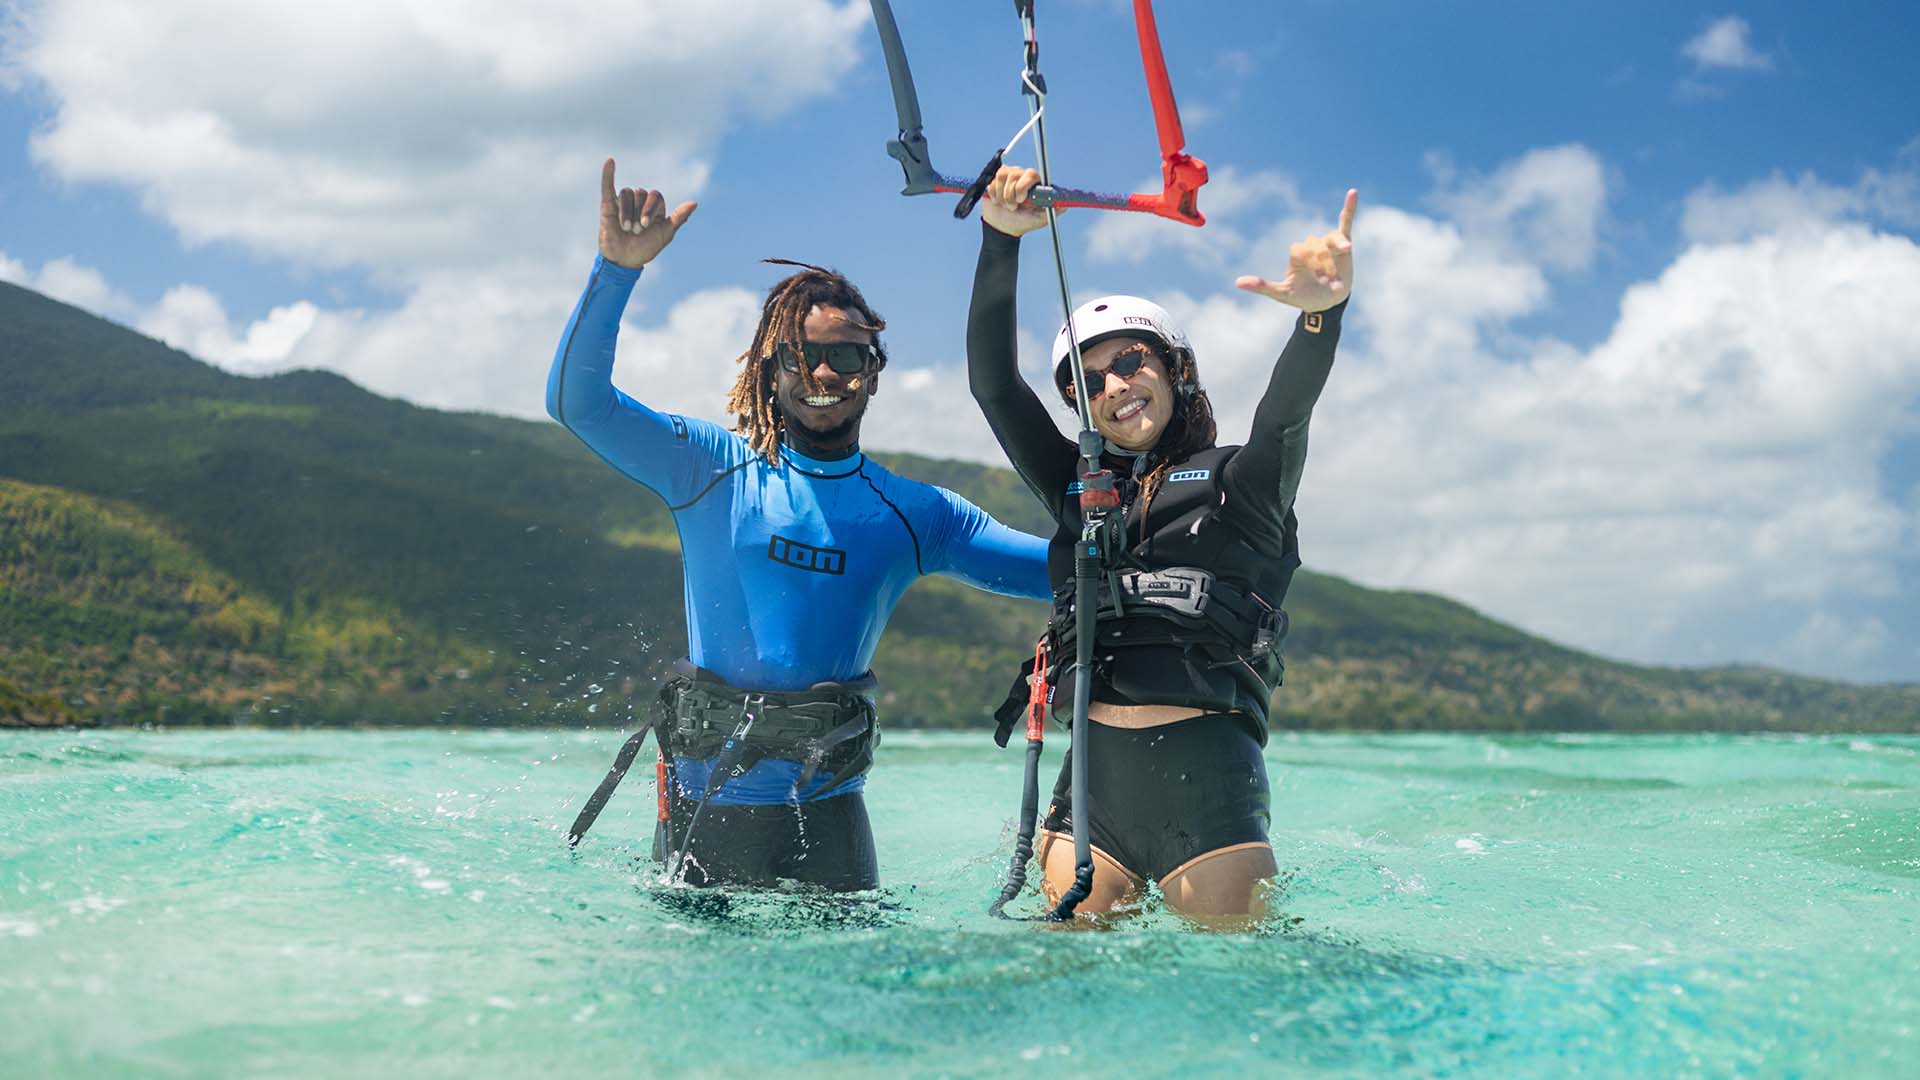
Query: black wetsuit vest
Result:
<box><xmin>992</xmin><ymin>444</ymin><xmax>1297</xmax><ymax>745</ymax></box>
<box><xmin>1063</xmin><ymin>444</ymin><xmax>1297</xmax><ymax>719</ymax></box>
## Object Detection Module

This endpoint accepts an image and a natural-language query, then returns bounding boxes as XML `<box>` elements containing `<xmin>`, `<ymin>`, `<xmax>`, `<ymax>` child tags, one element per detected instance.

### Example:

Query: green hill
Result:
<box><xmin>3</xmin><ymin>279</ymin><xmax>1917</xmax><ymax>731</ymax></box>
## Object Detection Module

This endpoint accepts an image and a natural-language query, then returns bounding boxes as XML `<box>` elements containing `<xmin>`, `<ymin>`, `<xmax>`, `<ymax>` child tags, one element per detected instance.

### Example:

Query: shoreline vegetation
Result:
<box><xmin>5</xmin><ymin>281</ymin><xmax>1918</xmax><ymax>733</ymax></box>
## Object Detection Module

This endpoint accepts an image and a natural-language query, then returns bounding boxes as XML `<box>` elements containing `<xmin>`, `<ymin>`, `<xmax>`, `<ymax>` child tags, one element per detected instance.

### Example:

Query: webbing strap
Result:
<box><xmin>566</xmin><ymin>724</ymin><xmax>654</xmax><ymax>847</ymax></box>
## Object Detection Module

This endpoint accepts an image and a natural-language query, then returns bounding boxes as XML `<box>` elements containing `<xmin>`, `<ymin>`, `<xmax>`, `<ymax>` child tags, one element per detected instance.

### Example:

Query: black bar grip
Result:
<box><xmin>953</xmin><ymin>149</ymin><xmax>1004</xmax><ymax>219</ymax></box>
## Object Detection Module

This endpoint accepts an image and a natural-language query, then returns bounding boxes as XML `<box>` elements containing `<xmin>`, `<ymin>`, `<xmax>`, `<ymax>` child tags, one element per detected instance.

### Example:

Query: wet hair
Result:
<box><xmin>1059</xmin><ymin>333</ymin><xmax>1218</xmax><ymax>538</ymax></box>
<box><xmin>726</xmin><ymin>259</ymin><xmax>888</xmax><ymax>463</ymax></box>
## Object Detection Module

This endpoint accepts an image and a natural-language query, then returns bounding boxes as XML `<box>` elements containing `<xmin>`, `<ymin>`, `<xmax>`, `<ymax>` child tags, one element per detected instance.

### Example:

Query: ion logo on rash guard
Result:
<box><xmin>1167</xmin><ymin>469</ymin><xmax>1211</xmax><ymax>482</ymax></box>
<box><xmin>767</xmin><ymin>535</ymin><xmax>847</xmax><ymax>575</ymax></box>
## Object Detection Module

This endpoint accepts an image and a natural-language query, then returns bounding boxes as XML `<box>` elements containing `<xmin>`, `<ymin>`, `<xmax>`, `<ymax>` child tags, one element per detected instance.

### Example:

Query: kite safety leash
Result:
<box><xmin>988</xmin><ymin>637</ymin><xmax>1050</xmax><ymax>919</ymax></box>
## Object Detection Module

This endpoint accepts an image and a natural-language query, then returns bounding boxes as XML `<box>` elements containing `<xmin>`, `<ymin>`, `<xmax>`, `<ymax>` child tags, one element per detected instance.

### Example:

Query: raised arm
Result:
<box><xmin>968</xmin><ymin>167</ymin><xmax>1077</xmax><ymax>516</ymax></box>
<box><xmin>1223</xmin><ymin>190</ymin><xmax>1357</xmax><ymax>516</ymax></box>
<box><xmin>545</xmin><ymin>160</ymin><xmax>724</xmax><ymax>504</ymax></box>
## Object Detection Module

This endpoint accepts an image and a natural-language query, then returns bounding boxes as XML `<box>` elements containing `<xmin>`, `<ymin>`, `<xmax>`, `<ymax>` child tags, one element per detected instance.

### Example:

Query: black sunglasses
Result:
<box><xmin>1056</xmin><ymin>342</ymin><xmax>1156</xmax><ymax>401</ymax></box>
<box><xmin>775</xmin><ymin>341</ymin><xmax>880</xmax><ymax>375</ymax></box>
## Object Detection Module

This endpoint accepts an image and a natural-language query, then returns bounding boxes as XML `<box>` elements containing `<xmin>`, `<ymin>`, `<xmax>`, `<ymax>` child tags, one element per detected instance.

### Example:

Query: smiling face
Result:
<box><xmin>773</xmin><ymin>304</ymin><xmax>879</xmax><ymax>447</ymax></box>
<box><xmin>1077</xmin><ymin>336</ymin><xmax>1176</xmax><ymax>451</ymax></box>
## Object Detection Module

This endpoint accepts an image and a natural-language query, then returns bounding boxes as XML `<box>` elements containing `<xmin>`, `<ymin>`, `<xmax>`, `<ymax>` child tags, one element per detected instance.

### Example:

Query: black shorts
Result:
<box><xmin>1041</xmin><ymin>713</ymin><xmax>1271</xmax><ymax>881</ymax></box>
<box><xmin>657</xmin><ymin>790</ymin><xmax>879</xmax><ymax>892</ymax></box>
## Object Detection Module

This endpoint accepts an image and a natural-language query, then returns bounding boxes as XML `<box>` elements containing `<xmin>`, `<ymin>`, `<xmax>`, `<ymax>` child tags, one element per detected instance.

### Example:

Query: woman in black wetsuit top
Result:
<box><xmin>969</xmin><ymin>166</ymin><xmax>1356</xmax><ymax>922</ymax></box>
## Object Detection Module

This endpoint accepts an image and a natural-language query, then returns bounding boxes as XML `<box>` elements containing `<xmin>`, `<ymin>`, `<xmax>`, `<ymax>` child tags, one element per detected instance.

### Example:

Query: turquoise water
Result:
<box><xmin>3</xmin><ymin>729</ymin><xmax>1916</xmax><ymax>1078</ymax></box>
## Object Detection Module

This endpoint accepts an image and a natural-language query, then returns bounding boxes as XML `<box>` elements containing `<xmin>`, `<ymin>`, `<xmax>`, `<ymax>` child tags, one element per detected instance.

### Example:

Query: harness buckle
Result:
<box><xmin>1249</xmin><ymin>603</ymin><xmax>1288</xmax><ymax>664</ymax></box>
<box><xmin>700</xmin><ymin>695</ymin><xmax>763</xmax><ymax>798</ymax></box>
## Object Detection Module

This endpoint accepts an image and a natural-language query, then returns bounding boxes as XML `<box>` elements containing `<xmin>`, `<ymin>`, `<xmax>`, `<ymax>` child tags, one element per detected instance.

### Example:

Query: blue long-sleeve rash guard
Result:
<box><xmin>548</xmin><ymin>255</ymin><xmax>1051</xmax><ymax>805</ymax></box>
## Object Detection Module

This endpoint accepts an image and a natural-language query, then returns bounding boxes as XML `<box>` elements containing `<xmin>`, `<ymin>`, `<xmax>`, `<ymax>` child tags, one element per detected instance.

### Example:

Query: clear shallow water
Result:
<box><xmin>2</xmin><ymin>729</ymin><xmax>1916</xmax><ymax>1078</ymax></box>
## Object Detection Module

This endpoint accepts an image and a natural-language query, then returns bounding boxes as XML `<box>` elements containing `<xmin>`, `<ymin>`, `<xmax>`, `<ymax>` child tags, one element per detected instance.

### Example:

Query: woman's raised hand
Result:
<box><xmin>980</xmin><ymin>165</ymin><xmax>1054</xmax><ymax>239</ymax></box>
<box><xmin>599</xmin><ymin>158</ymin><xmax>698</xmax><ymax>270</ymax></box>
<box><xmin>1236</xmin><ymin>189</ymin><xmax>1357</xmax><ymax>313</ymax></box>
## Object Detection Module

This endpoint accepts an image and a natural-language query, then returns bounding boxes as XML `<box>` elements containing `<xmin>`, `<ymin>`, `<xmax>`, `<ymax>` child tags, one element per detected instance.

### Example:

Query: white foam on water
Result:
<box><xmin>63</xmin><ymin>895</ymin><xmax>127</xmax><ymax>916</ymax></box>
<box><xmin>1849</xmin><ymin>739</ymin><xmax>1916</xmax><ymax>757</ymax></box>
<box><xmin>1380</xmin><ymin>868</ymin><xmax>1429</xmax><ymax>894</ymax></box>
<box><xmin>0</xmin><ymin>915</ymin><xmax>43</xmax><ymax>938</ymax></box>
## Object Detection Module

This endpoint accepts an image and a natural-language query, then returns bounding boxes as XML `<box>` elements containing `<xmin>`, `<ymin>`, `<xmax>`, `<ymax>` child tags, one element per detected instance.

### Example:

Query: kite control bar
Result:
<box><xmin>867</xmin><ymin>0</ymin><xmax>1208</xmax><ymax>226</ymax></box>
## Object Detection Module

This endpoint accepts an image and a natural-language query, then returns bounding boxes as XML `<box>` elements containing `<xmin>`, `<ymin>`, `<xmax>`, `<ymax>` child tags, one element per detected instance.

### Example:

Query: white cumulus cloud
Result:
<box><xmin>1427</xmin><ymin>145</ymin><xmax>1610</xmax><ymax>273</ymax></box>
<box><xmin>14</xmin><ymin>255</ymin><xmax>134</xmax><ymax>317</ymax></box>
<box><xmin>136</xmin><ymin>285</ymin><xmax>319</xmax><ymax>375</ymax></box>
<box><xmin>6</xmin><ymin>0</ymin><xmax>868</xmax><ymax>276</ymax></box>
<box><xmin>1683</xmin><ymin>15</ymin><xmax>1773</xmax><ymax>72</ymax></box>
<box><xmin>1684</xmin><ymin>139</ymin><xmax>1920</xmax><ymax>242</ymax></box>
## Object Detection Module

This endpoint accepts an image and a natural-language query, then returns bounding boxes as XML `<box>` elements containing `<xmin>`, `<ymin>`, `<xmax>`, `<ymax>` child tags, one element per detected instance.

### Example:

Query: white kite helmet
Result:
<box><xmin>1050</xmin><ymin>295</ymin><xmax>1191</xmax><ymax>382</ymax></box>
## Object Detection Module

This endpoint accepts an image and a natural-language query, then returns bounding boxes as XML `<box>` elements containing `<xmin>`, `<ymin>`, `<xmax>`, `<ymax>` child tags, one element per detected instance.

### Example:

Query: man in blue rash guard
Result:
<box><xmin>548</xmin><ymin>159</ymin><xmax>1050</xmax><ymax>891</ymax></box>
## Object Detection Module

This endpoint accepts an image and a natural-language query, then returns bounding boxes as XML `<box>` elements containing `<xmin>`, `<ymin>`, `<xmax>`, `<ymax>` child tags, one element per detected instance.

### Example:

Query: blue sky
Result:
<box><xmin>3</xmin><ymin>1</ymin><xmax>1918</xmax><ymax>682</ymax></box>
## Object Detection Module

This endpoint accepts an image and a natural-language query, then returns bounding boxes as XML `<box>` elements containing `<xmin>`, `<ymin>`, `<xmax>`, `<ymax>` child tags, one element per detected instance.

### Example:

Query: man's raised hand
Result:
<box><xmin>1235</xmin><ymin>188</ymin><xmax>1357</xmax><ymax>313</ymax></box>
<box><xmin>599</xmin><ymin>158</ymin><xmax>697</xmax><ymax>269</ymax></box>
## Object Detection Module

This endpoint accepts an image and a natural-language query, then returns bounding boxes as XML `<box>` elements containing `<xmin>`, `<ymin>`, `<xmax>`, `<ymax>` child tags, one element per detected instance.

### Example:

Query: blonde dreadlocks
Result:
<box><xmin>725</xmin><ymin>259</ymin><xmax>888</xmax><ymax>463</ymax></box>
